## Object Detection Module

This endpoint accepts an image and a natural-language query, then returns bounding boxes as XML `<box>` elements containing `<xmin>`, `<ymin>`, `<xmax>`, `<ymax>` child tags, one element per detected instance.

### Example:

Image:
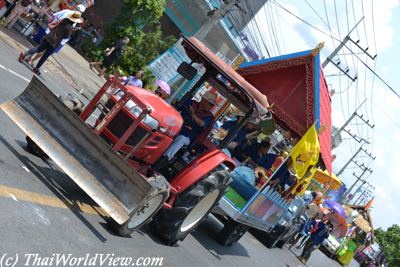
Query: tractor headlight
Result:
<box><xmin>124</xmin><ymin>100</ymin><xmax>159</xmax><ymax>130</ymax></box>
<box><xmin>113</xmin><ymin>90</ymin><xmax>159</xmax><ymax>130</ymax></box>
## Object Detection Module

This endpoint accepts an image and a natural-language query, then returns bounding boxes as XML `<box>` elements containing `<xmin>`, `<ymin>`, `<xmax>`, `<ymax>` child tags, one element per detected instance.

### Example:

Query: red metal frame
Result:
<box><xmin>170</xmin><ymin>148</ymin><xmax>236</xmax><ymax>193</ymax></box>
<box><xmin>80</xmin><ymin>78</ymin><xmax>112</xmax><ymax>121</ymax></box>
<box><xmin>164</xmin><ymin>149</ymin><xmax>236</xmax><ymax>209</ymax></box>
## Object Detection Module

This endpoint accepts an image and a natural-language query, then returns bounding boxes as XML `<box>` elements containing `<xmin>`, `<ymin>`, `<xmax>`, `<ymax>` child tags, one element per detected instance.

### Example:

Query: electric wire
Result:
<box><xmin>266</xmin><ymin>1</ymin><xmax>282</xmax><ymax>55</ymax></box>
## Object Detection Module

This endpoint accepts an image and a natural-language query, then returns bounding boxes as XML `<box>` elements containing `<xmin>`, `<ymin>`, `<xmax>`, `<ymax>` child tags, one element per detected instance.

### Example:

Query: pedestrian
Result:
<box><xmin>3</xmin><ymin>0</ymin><xmax>37</xmax><ymax>29</ymax></box>
<box><xmin>25</xmin><ymin>4</ymin><xmax>86</xmax><ymax>66</ymax></box>
<box><xmin>297</xmin><ymin>220</ymin><xmax>333</xmax><ymax>264</ymax></box>
<box><xmin>123</xmin><ymin>70</ymin><xmax>144</xmax><ymax>88</ymax></box>
<box><xmin>18</xmin><ymin>12</ymin><xmax>83</xmax><ymax>75</ymax></box>
<box><xmin>89</xmin><ymin>36</ymin><xmax>130</xmax><ymax>77</ymax></box>
<box><xmin>47</xmin><ymin>4</ymin><xmax>86</xmax><ymax>31</ymax></box>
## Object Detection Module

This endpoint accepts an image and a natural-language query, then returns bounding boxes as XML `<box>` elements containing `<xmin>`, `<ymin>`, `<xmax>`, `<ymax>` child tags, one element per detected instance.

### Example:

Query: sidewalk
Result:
<box><xmin>0</xmin><ymin>28</ymin><xmax>104</xmax><ymax>99</ymax></box>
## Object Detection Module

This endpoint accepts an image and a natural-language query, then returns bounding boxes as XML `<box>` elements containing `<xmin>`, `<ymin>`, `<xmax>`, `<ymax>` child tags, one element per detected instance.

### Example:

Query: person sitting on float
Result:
<box><xmin>268</xmin><ymin>156</ymin><xmax>295</xmax><ymax>191</ymax></box>
<box><xmin>163</xmin><ymin>91</ymin><xmax>217</xmax><ymax>160</ymax></box>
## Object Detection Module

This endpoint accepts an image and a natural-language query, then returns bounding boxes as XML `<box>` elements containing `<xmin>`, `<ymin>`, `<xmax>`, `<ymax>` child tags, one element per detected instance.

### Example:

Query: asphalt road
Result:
<box><xmin>0</xmin><ymin>31</ymin><xmax>357</xmax><ymax>267</ymax></box>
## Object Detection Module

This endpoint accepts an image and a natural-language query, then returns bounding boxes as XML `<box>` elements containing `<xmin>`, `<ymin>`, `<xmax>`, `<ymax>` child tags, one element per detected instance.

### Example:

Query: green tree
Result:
<box><xmin>89</xmin><ymin>0</ymin><xmax>176</xmax><ymax>87</ymax></box>
<box><xmin>375</xmin><ymin>224</ymin><xmax>400</xmax><ymax>266</ymax></box>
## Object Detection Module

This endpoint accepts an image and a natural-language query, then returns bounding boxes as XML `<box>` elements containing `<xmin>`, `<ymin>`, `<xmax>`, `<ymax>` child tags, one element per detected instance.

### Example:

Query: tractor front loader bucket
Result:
<box><xmin>0</xmin><ymin>77</ymin><xmax>153</xmax><ymax>225</ymax></box>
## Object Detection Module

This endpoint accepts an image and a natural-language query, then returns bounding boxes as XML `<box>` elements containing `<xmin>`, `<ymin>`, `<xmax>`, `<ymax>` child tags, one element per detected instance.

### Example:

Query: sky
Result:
<box><xmin>245</xmin><ymin>0</ymin><xmax>400</xmax><ymax>229</ymax></box>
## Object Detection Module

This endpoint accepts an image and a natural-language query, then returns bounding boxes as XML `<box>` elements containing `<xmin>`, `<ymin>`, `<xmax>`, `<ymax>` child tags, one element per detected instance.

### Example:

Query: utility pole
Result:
<box><xmin>337</xmin><ymin>146</ymin><xmax>364</xmax><ymax>176</ymax></box>
<box><xmin>195</xmin><ymin>0</ymin><xmax>241</xmax><ymax>40</ymax></box>
<box><xmin>323</xmin><ymin>36</ymin><xmax>357</xmax><ymax>81</ymax></box>
<box><xmin>341</xmin><ymin>166</ymin><xmax>373</xmax><ymax>204</ymax></box>
<box><xmin>352</xmin><ymin>179</ymin><xmax>369</xmax><ymax>204</ymax></box>
<box><xmin>337</xmin><ymin>144</ymin><xmax>375</xmax><ymax>176</ymax></box>
<box><xmin>323</xmin><ymin>17</ymin><xmax>377</xmax><ymax>82</ymax></box>
<box><xmin>357</xmin><ymin>191</ymin><xmax>374</xmax><ymax>206</ymax></box>
<box><xmin>332</xmin><ymin>99</ymin><xmax>375</xmax><ymax>142</ymax></box>
<box><xmin>354</xmin><ymin>184</ymin><xmax>375</xmax><ymax>205</ymax></box>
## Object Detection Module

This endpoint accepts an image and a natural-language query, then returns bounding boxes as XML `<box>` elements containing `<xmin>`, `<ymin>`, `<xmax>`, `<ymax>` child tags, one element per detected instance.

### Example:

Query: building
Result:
<box><xmin>162</xmin><ymin>0</ymin><xmax>268</xmax><ymax>62</ymax></box>
<box><xmin>50</xmin><ymin>0</ymin><xmax>266</xmax><ymax>62</ymax></box>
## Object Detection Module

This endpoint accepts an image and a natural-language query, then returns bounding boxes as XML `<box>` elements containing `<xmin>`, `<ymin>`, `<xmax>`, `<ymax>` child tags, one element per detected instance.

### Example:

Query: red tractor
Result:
<box><xmin>3</xmin><ymin>36</ymin><xmax>270</xmax><ymax>245</ymax></box>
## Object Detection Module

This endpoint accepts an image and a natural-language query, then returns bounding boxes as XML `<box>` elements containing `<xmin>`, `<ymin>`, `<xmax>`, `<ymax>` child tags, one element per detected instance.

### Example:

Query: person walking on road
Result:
<box><xmin>297</xmin><ymin>220</ymin><xmax>333</xmax><ymax>264</ymax></box>
<box><xmin>18</xmin><ymin>12</ymin><xmax>83</xmax><ymax>75</ymax></box>
<box><xmin>89</xmin><ymin>36</ymin><xmax>130</xmax><ymax>77</ymax></box>
<box><xmin>25</xmin><ymin>4</ymin><xmax>86</xmax><ymax>66</ymax></box>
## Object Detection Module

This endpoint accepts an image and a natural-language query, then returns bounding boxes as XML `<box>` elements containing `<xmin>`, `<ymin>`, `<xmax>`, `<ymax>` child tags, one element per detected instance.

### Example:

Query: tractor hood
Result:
<box><xmin>125</xmin><ymin>85</ymin><xmax>183</xmax><ymax>137</ymax></box>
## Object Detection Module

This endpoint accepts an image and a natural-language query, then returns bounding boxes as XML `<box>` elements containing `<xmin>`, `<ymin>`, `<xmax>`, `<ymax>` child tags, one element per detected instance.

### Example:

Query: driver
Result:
<box><xmin>163</xmin><ymin>91</ymin><xmax>217</xmax><ymax>160</ymax></box>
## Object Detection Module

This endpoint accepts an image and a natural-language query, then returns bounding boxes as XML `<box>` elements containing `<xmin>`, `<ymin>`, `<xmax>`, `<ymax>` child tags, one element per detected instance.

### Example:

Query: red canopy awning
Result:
<box><xmin>238</xmin><ymin>50</ymin><xmax>332</xmax><ymax>172</ymax></box>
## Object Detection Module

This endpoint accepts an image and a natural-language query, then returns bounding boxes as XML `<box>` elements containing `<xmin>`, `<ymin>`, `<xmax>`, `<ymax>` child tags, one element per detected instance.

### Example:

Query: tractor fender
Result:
<box><xmin>170</xmin><ymin>148</ymin><xmax>236</xmax><ymax>195</ymax></box>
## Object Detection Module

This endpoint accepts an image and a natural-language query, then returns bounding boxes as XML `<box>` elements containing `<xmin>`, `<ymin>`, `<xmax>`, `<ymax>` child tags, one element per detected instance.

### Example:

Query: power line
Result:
<box><xmin>350</xmin><ymin>0</ymin><xmax>361</xmax><ymax>40</ymax></box>
<box><xmin>360</xmin><ymin>0</ymin><xmax>369</xmax><ymax>47</ymax></box>
<box><xmin>271</xmin><ymin>0</ymin><xmax>397</xmax><ymax>100</ymax></box>
<box><xmin>343</xmin><ymin>44</ymin><xmax>400</xmax><ymax>99</ymax></box>
<box><xmin>323</xmin><ymin>0</ymin><xmax>337</xmax><ymax>49</ymax></box>
<box><xmin>272</xmin><ymin>2</ymin><xmax>286</xmax><ymax>52</ymax></box>
<box><xmin>270</xmin><ymin>0</ymin><xmax>342</xmax><ymax>42</ymax></box>
<box><xmin>303</xmin><ymin>0</ymin><xmax>330</xmax><ymax>29</ymax></box>
<box><xmin>266</xmin><ymin>1</ymin><xmax>282</xmax><ymax>54</ymax></box>
<box><xmin>264</xmin><ymin>2</ymin><xmax>279</xmax><ymax>55</ymax></box>
<box><xmin>370</xmin><ymin>101</ymin><xmax>400</xmax><ymax>129</ymax></box>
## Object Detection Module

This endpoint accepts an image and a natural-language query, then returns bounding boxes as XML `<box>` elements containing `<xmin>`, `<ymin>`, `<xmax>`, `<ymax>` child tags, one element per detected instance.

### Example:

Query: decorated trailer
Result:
<box><xmin>213</xmin><ymin>46</ymin><xmax>333</xmax><ymax>246</ymax></box>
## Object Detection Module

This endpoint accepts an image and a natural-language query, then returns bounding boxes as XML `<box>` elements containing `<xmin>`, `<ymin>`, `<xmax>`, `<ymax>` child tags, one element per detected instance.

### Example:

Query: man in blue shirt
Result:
<box><xmin>298</xmin><ymin>220</ymin><xmax>333</xmax><ymax>264</ymax></box>
<box><xmin>238</xmin><ymin>140</ymin><xmax>275</xmax><ymax>167</ymax></box>
<box><xmin>220</xmin><ymin>119</ymin><xmax>260</xmax><ymax>150</ymax></box>
<box><xmin>164</xmin><ymin>91</ymin><xmax>216</xmax><ymax>160</ymax></box>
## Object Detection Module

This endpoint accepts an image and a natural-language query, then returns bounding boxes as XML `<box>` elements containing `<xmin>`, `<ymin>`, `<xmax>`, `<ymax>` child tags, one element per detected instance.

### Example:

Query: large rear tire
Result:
<box><xmin>109</xmin><ymin>175</ymin><xmax>169</xmax><ymax>237</ymax></box>
<box><xmin>151</xmin><ymin>168</ymin><xmax>230</xmax><ymax>246</ymax></box>
<box><xmin>58</xmin><ymin>94</ymin><xmax>84</xmax><ymax>116</ymax></box>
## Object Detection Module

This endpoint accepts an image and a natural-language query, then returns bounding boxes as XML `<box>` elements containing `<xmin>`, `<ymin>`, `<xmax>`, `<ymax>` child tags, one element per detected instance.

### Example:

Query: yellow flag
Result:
<box><xmin>290</xmin><ymin>166</ymin><xmax>317</xmax><ymax>195</ymax></box>
<box><xmin>290</xmin><ymin>123</ymin><xmax>320</xmax><ymax>178</ymax></box>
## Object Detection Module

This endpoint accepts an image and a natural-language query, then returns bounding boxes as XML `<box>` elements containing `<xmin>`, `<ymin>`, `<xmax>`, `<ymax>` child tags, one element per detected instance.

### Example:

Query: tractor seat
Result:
<box><xmin>230</xmin><ymin>166</ymin><xmax>258</xmax><ymax>200</ymax></box>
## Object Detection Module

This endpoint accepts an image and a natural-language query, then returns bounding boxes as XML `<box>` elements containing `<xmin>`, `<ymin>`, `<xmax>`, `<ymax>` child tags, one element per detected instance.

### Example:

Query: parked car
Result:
<box><xmin>252</xmin><ymin>196</ymin><xmax>306</xmax><ymax>249</ymax></box>
<box><xmin>320</xmin><ymin>234</ymin><xmax>341</xmax><ymax>258</ymax></box>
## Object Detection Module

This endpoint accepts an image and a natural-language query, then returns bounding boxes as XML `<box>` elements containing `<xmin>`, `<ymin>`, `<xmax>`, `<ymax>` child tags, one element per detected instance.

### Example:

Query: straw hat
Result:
<box><xmin>68</xmin><ymin>12</ymin><xmax>84</xmax><ymax>24</ymax></box>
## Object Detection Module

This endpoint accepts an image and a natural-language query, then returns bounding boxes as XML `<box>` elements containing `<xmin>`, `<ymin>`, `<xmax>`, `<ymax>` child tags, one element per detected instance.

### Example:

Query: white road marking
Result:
<box><xmin>0</xmin><ymin>63</ymin><xmax>30</xmax><ymax>82</ymax></box>
<box><xmin>21</xmin><ymin>165</ymin><xmax>30</xmax><ymax>173</ymax></box>
<box><xmin>10</xmin><ymin>194</ymin><xmax>19</xmax><ymax>202</ymax></box>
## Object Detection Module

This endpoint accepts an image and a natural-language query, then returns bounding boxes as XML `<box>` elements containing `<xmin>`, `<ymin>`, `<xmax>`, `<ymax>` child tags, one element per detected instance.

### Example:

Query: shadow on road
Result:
<box><xmin>191</xmin><ymin>215</ymin><xmax>251</xmax><ymax>259</ymax></box>
<box><xmin>0</xmin><ymin>136</ymin><xmax>108</xmax><ymax>242</ymax></box>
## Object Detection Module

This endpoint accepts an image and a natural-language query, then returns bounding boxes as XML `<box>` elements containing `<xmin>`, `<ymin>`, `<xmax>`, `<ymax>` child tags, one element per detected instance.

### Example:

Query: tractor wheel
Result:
<box><xmin>109</xmin><ymin>175</ymin><xmax>169</xmax><ymax>237</ymax></box>
<box><xmin>151</xmin><ymin>168</ymin><xmax>230</xmax><ymax>246</ymax></box>
<box><xmin>275</xmin><ymin>239</ymin><xmax>286</xmax><ymax>249</ymax></box>
<box><xmin>59</xmin><ymin>94</ymin><xmax>84</xmax><ymax>115</ymax></box>
<box><xmin>217</xmin><ymin>219</ymin><xmax>249</xmax><ymax>246</ymax></box>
